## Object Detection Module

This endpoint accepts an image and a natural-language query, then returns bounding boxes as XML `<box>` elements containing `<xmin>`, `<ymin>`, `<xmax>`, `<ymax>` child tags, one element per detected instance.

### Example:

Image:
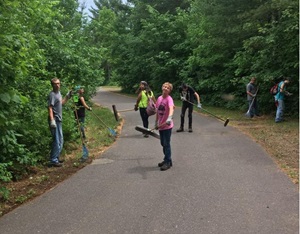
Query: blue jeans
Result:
<box><xmin>49</xmin><ymin>121</ymin><xmax>63</xmax><ymax>163</ymax></box>
<box><xmin>159</xmin><ymin>128</ymin><xmax>172</xmax><ymax>164</ymax></box>
<box><xmin>275</xmin><ymin>100</ymin><xmax>285</xmax><ymax>122</ymax></box>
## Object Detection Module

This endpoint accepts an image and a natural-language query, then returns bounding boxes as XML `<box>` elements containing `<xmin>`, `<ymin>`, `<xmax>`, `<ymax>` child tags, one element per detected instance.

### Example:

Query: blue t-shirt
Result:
<box><xmin>275</xmin><ymin>81</ymin><xmax>285</xmax><ymax>101</ymax></box>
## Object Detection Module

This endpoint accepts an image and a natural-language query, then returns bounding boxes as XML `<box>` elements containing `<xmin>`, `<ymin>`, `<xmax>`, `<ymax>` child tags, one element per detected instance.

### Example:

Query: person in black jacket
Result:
<box><xmin>177</xmin><ymin>83</ymin><xmax>201</xmax><ymax>133</ymax></box>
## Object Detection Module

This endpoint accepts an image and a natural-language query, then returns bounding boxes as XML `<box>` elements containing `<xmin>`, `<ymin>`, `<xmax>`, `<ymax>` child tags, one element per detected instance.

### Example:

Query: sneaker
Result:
<box><xmin>160</xmin><ymin>163</ymin><xmax>171</xmax><ymax>171</ymax></box>
<box><xmin>275</xmin><ymin>120</ymin><xmax>285</xmax><ymax>123</ymax></box>
<box><xmin>158</xmin><ymin>161</ymin><xmax>173</xmax><ymax>167</ymax></box>
<box><xmin>176</xmin><ymin>128</ymin><xmax>184</xmax><ymax>132</ymax></box>
<box><xmin>58</xmin><ymin>159</ymin><xmax>65</xmax><ymax>163</ymax></box>
<box><xmin>144</xmin><ymin>134</ymin><xmax>149</xmax><ymax>138</ymax></box>
<box><xmin>80</xmin><ymin>157</ymin><xmax>87</xmax><ymax>163</ymax></box>
<box><xmin>48</xmin><ymin>162</ymin><xmax>63</xmax><ymax>167</ymax></box>
<box><xmin>188</xmin><ymin>128</ymin><xmax>193</xmax><ymax>133</ymax></box>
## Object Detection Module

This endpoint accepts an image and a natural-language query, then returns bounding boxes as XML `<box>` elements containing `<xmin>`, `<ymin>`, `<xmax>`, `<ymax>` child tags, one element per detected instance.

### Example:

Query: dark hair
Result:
<box><xmin>140</xmin><ymin>81</ymin><xmax>148</xmax><ymax>86</ymax></box>
<box><xmin>285</xmin><ymin>77</ymin><xmax>291</xmax><ymax>81</ymax></box>
<box><xmin>140</xmin><ymin>81</ymin><xmax>153</xmax><ymax>95</ymax></box>
<box><xmin>181</xmin><ymin>83</ymin><xmax>187</xmax><ymax>89</ymax></box>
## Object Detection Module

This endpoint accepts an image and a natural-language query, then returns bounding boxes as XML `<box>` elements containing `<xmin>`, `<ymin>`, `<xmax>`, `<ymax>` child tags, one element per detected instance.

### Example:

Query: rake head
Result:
<box><xmin>135</xmin><ymin>125</ymin><xmax>160</xmax><ymax>139</ymax></box>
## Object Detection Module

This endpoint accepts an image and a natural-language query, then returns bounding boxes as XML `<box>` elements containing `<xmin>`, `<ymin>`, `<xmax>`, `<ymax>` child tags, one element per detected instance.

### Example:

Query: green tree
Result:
<box><xmin>233</xmin><ymin>0</ymin><xmax>299</xmax><ymax>113</ymax></box>
<box><xmin>0</xmin><ymin>0</ymin><xmax>105</xmax><ymax>184</ymax></box>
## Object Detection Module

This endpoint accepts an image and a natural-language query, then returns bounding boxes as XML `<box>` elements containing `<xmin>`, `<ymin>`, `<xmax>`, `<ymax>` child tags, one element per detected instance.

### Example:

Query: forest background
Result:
<box><xmin>0</xmin><ymin>0</ymin><xmax>298</xmax><ymax>197</ymax></box>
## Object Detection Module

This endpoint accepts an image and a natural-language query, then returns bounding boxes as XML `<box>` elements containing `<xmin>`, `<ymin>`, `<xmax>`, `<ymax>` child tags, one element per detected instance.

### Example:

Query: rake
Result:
<box><xmin>184</xmin><ymin>100</ymin><xmax>229</xmax><ymax>127</ymax></box>
<box><xmin>245</xmin><ymin>86</ymin><xmax>259</xmax><ymax>118</ymax></box>
<box><xmin>91</xmin><ymin>110</ymin><xmax>117</xmax><ymax>137</ymax></box>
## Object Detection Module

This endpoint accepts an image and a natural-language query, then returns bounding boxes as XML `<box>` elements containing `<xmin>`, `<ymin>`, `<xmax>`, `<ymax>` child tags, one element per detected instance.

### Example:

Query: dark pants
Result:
<box><xmin>159</xmin><ymin>128</ymin><xmax>172</xmax><ymax>164</ymax></box>
<box><xmin>74</xmin><ymin>110</ymin><xmax>86</xmax><ymax>139</ymax></box>
<box><xmin>139</xmin><ymin>108</ymin><xmax>149</xmax><ymax>128</ymax></box>
<box><xmin>180</xmin><ymin>102</ymin><xmax>193</xmax><ymax>128</ymax></box>
<box><xmin>78</xmin><ymin>117</ymin><xmax>86</xmax><ymax>139</ymax></box>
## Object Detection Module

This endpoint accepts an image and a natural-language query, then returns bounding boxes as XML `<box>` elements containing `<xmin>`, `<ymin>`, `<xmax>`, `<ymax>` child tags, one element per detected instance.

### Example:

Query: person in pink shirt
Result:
<box><xmin>155</xmin><ymin>82</ymin><xmax>175</xmax><ymax>171</ymax></box>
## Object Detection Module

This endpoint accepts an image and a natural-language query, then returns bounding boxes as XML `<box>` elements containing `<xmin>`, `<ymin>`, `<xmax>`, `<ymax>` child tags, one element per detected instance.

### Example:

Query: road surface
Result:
<box><xmin>0</xmin><ymin>88</ymin><xmax>298</xmax><ymax>234</ymax></box>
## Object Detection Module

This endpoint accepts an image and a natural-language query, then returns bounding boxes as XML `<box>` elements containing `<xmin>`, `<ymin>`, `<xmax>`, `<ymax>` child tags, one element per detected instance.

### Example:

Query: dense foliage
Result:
<box><xmin>109</xmin><ymin>0</ymin><xmax>299</xmax><ymax>112</ymax></box>
<box><xmin>0</xmin><ymin>0</ymin><xmax>298</xmax><ymax>189</ymax></box>
<box><xmin>0</xmin><ymin>0</ymin><xmax>104</xmax><ymax>187</ymax></box>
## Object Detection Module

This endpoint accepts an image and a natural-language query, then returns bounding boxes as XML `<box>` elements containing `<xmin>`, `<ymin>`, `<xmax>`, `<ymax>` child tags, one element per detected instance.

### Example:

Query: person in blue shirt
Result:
<box><xmin>275</xmin><ymin>77</ymin><xmax>292</xmax><ymax>123</ymax></box>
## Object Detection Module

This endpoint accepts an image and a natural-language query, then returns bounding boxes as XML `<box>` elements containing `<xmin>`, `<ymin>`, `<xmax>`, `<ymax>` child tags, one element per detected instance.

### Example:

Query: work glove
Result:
<box><xmin>180</xmin><ymin>96</ymin><xmax>186</xmax><ymax>101</ymax></box>
<box><xmin>252</xmin><ymin>94</ymin><xmax>256</xmax><ymax>98</ymax></box>
<box><xmin>154</xmin><ymin>120</ymin><xmax>158</xmax><ymax>130</ymax></box>
<box><xmin>285</xmin><ymin>91</ymin><xmax>293</xmax><ymax>96</ymax></box>
<box><xmin>166</xmin><ymin>116</ymin><xmax>173</xmax><ymax>126</ymax></box>
<box><xmin>88</xmin><ymin>107</ymin><xmax>92</xmax><ymax>111</ymax></box>
<box><xmin>50</xmin><ymin>119</ymin><xmax>57</xmax><ymax>128</ymax></box>
<box><xmin>134</xmin><ymin>104</ymin><xmax>138</xmax><ymax>111</ymax></box>
<box><xmin>66</xmin><ymin>90</ymin><xmax>73</xmax><ymax>99</ymax></box>
<box><xmin>197</xmin><ymin>103</ymin><xmax>202</xmax><ymax>109</ymax></box>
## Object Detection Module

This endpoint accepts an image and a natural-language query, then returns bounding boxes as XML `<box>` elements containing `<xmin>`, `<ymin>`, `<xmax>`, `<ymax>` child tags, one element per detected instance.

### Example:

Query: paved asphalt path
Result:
<box><xmin>0</xmin><ymin>88</ymin><xmax>298</xmax><ymax>234</ymax></box>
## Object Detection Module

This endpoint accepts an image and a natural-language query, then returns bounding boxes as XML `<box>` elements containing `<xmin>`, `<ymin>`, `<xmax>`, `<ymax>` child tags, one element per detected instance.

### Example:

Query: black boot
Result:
<box><xmin>177</xmin><ymin>115</ymin><xmax>185</xmax><ymax>132</ymax></box>
<box><xmin>188</xmin><ymin>117</ymin><xmax>193</xmax><ymax>132</ymax></box>
<box><xmin>176</xmin><ymin>126</ymin><xmax>184</xmax><ymax>132</ymax></box>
